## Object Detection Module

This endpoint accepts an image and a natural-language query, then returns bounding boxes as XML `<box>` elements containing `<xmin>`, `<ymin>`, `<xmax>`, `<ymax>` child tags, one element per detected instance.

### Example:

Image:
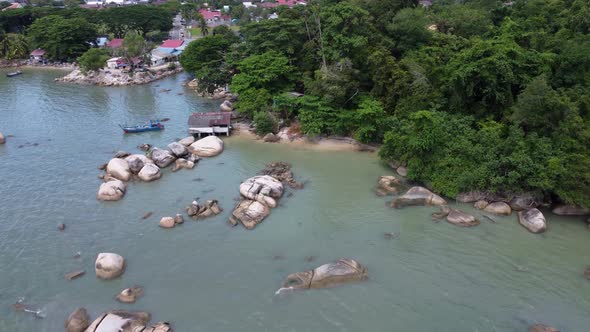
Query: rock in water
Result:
<box><xmin>150</xmin><ymin>148</ymin><xmax>176</xmax><ymax>168</ymax></box>
<box><xmin>263</xmin><ymin>133</ymin><xmax>280</xmax><ymax>143</ymax></box>
<box><xmin>138</xmin><ymin>163</ymin><xmax>162</xmax><ymax>182</ymax></box>
<box><xmin>483</xmin><ymin>202</ymin><xmax>512</xmax><ymax>215</ymax></box>
<box><xmin>159</xmin><ymin>217</ymin><xmax>175</xmax><ymax>228</ymax></box>
<box><xmin>0</xmin><ymin>132</ymin><xmax>5</xmax><ymax>144</ymax></box>
<box><xmin>97</xmin><ymin>179</ymin><xmax>127</xmax><ymax>201</ymax></box>
<box><xmin>552</xmin><ymin>204</ymin><xmax>590</xmax><ymax>216</ymax></box>
<box><xmin>125</xmin><ymin>154</ymin><xmax>153</xmax><ymax>174</ymax></box>
<box><xmin>391</xmin><ymin>186</ymin><xmax>447</xmax><ymax>208</ymax></box>
<box><xmin>396</xmin><ymin>166</ymin><xmax>407</xmax><ymax>177</ymax></box>
<box><xmin>65</xmin><ymin>307</ymin><xmax>90</xmax><ymax>332</ymax></box>
<box><xmin>583</xmin><ymin>267</ymin><xmax>590</xmax><ymax>280</ymax></box>
<box><xmin>85</xmin><ymin>311</ymin><xmax>150</xmax><ymax>332</ymax></box>
<box><xmin>509</xmin><ymin>194</ymin><xmax>538</xmax><ymax>211</ymax></box>
<box><xmin>58</xmin><ymin>223</ymin><xmax>66</xmax><ymax>231</ymax></box>
<box><xmin>188</xmin><ymin>136</ymin><xmax>224</xmax><ymax>157</ymax></box>
<box><xmin>174</xmin><ymin>214</ymin><xmax>184</xmax><ymax>224</ymax></box>
<box><xmin>64</xmin><ymin>270</ymin><xmax>85</xmax><ymax>280</ymax></box>
<box><xmin>171</xmin><ymin>158</ymin><xmax>194</xmax><ymax>172</ymax></box>
<box><xmin>239</xmin><ymin>175</ymin><xmax>284</xmax><ymax>208</ymax></box>
<box><xmin>528</xmin><ymin>324</ymin><xmax>560</xmax><ymax>332</ymax></box>
<box><xmin>474</xmin><ymin>200</ymin><xmax>489</xmax><ymax>210</ymax></box>
<box><xmin>178</xmin><ymin>136</ymin><xmax>195</xmax><ymax>147</ymax></box>
<box><xmin>116</xmin><ymin>286</ymin><xmax>144</xmax><ymax>303</ymax></box>
<box><xmin>138</xmin><ymin>143</ymin><xmax>152</xmax><ymax>151</ymax></box>
<box><xmin>446</xmin><ymin>209</ymin><xmax>479</xmax><ymax>227</ymax></box>
<box><xmin>106</xmin><ymin>158</ymin><xmax>131</xmax><ymax>181</ymax></box>
<box><xmin>232</xmin><ymin>200</ymin><xmax>270</xmax><ymax>229</ymax></box>
<box><xmin>220</xmin><ymin>100</ymin><xmax>233</xmax><ymax>112</ymax></box>
<box><xmin>518</xmin><ymin>208</ymin><xmax>547</xmax><ymax>233</ymax></box>
<box><xmin>377</xmin><ymin>175</ymin><xmax>399</xmax><ymax>195</ymax></box>
<box><xmin>282</xmin><ymin>259</ymin><xmax>368</xmax><ymax>289</ymax></box>
<box><xmin>167</xmin><ymin>142</ymin><xmax>188</xmax><ymax>157</ymax></box>
<box><xmin>95</xmin><ymin>253</ymin><xmax>125</xmax><ymax>280</ymax></box>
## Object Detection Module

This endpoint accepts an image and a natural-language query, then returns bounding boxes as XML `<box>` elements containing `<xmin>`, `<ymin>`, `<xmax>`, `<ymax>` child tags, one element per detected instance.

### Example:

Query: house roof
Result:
<box><xmin>106</xmin><ymin>38</ymin><xmax>124</xmax><ymax>48</ymax></box>
<box><xmin>188</xmin><ymin>112</ymin><xmax>231</xmax><ymax>128</ymax></box>
<box><xmin>259</xmin><ymin>0</ymin><xmax>306</xmax><ymax>8</ymax></box>
<box><xmin>160</xmin><ymin>39</ymin><xmax>184</xmax><ymax>48</ymax></box>
<box><xmin>30</xmin><ymin>49</ymin><xmax>46</xmax><ymax>56</ymax></box>
<box><xmin>1</xmin><ymin>3</ymin><xmax>23</xmax><ymax>11</ymax></box>
<box><xmin>199</xmin><ymin>9</ymin><xmax>230</xmax><ymax>21</ymax></box>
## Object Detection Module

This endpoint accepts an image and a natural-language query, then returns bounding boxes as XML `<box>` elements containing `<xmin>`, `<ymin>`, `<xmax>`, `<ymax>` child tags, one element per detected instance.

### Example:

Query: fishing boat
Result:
<box><xmin>6</xmin><ymin>71</ymin><xmax>22</xmax><ymax>77</ymax></box>
<box><xmin>119</xmin><ymin>120</ymin><xmax>164</xmax><ymax>133</ymax></box>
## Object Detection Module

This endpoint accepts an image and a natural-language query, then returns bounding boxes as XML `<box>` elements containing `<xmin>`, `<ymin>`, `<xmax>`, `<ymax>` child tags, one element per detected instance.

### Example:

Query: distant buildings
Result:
<box><xmin>151</xmin><ymin>39</ymin><xmax>186</xmax><ymax>66</ymax></box>
<box><xmin>199</xmin><ymin>8</ymin><xmax>231</xmax><ymax>27</ymax></box>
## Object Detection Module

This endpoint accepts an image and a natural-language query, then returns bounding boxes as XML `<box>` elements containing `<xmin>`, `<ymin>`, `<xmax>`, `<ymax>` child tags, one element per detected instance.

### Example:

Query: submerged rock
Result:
<box><xmin>64</xmin><ymin>270</ymin><xmax>85</xmax><ymax>280</ymax></box>
<box><xmin>167</xmin><ymin>142</ymin><xmax>188</xmax><ymax>157</ymax></box>
<box><xmin>125</xmin><ymin>154</ymin><xmax>153</xmax><ymax>174</ymax></box>
<box><xmin>95</xmin><ymin>253</ymin><xmax>125</xmax><ymax>280</ymax></box>
<box><xmin>281</xmin><ymin>258</ymin><xmax>368</xmax><ymax>289</ymax></box>
<box><xmin>65</xmin><ymin>307</ymin><xmax>90</xmax><ymax>332</ymax></box>
<box><xmin>391</xmin><ymin>186</ymin><xmax>446</xmax><ymax>208</ymax></box>
<box><xmin>447</xmin><ymin>209</ymin><xmax>479</xmax><ymax>227</ymax></box>
<box><xmin>483</xmin><ymin>202</ymin><xmax>512</xmax><ymax>215</ymax></box>
<box><xmin>138</xmin><ymin>143</ymin><xmax>152</xmax><ymax>151</ymax></box>
<box><xmin>116</xmin><ymin>286</ymin><xmax>144</xmax><ymax>303</ymax></box>
<box><xmin>188</xmin><ymin>136</ymin><xmax>224</xmax><ymax>157</ymax></box>
<box><xmin>528</xmin><ymin>324</ymin><xmax>559</xmax><ymax>332</ymax></box>
<box><xmin>552</xmin><ymin>204</ymin><xmax>590</xmax><ymax>216</ymax></box>
<box><xmin>150</xmin><ymin>148</ymin><xmax>176</xmax><ymax>168</ymax></box>
<box><xmin>106</xmin><ymin>158</ymin><xmax>131</xmax><ymax>182</ymax></box>
<box><xmin>97</xmin><ymin>179</ymin><xmax>127</xmax><ymax>201</ymax></box>
<box><xmin>232</xmin><ymin>200</ymin><xmax>270</xmax><ymax>229</ymax></box>
<box><xmin>518</xmin><ymin>208</ymin><xmax>547</xmax><ymax>233</ymax></box>
<box><xmin>584</xmin><ymin>267</ymin><xmax>590</xmax><ymax>280</ymax></box>
<box><xmin>178</xmin><ymin>136</ymin><xmax>195</xmax><ymax>147</ymax></box>
<box><xmin>138</xmin><ymin>163</ymin><xmax>162</xmax><ymax>182</ymax></box>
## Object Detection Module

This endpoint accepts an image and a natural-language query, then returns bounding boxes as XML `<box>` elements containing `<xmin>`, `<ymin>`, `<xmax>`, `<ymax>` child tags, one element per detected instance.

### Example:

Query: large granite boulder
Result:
<box><xmin>447</xmin><ymin>209</ymin><xmax>479</xmax><ymax>227</ymax></box>
<box><xmin>125</xmin><ymin>154</ymin><xmax>153</xmax><ymax>174</ymax></box>
<box><xmin>150</xmin><ymin>148</ymin><xmax>176</xmax><ymax>168</ymax></box>
<box><xmin>178</xmin><ymin>136</ymin><xmax>195</xmax><ymax>147</ymax></box>
<box><xmin>106</xmin><ymin>158</ymin><xmax>131</xmax><ymax>182</ymax></box>
<box><xmin>528</xmin><ymin>324</ymin><xmax>559</xmax><ymax>332</ymax></box>
<box><xmin>85</xmin><ymin>311</ymin><xmax>150</xmax><ymax>332</ymax></box>
<box><xmin>231</xmin><ymin>200</ymin><xmax>270</xmax><ymax>229</ymax></box>
<box><xmin>0</xmin><ymin>132</ymin><xmax>5</xmax><ymax>144</ymax></box>
<box><xmin>474</xmin><ymin>200</ymin><xmax>489</xmax><ymax>210</ymax></box>
<box><xmin>552</xmin><ymin>205</ymin><xmax>590</xmax><ymax>216</ymax></box>
<box><xmin>483</xmin><ymin>202</ymin><xmax>512</xmax><ymax>215</ymax></box>
<box><xmin>518</xmin><ymin>208</ymin><xmax>547</xmax><ymax>233</ymax></box>
<box><xmin>188</xmin><ymin>136</ymin><xmax>224</xmax><ymax>157</ymax></box>
<box><xmin>282</xmin><ymin>259</ymin><xmax>368</xmax><ymax>289</ymax></box>
<box><xmin>65</xmin><ymin>308</ymin><xmax>90</xmax><ymax>332</ymax></box>
<box><xmin>95</xmin><ymin>253</ymin><xmax>125</xmax><ymax>280</ymax></box>
<box><xmin>159</xmin><ymin>217</ymin><xmax>175</xmax><ymax>229</ymax></box>
<box><xmin>239</xmin><ymin>175</ymin><xmax>284</xmax><ymax>208</ymax></box>
<box><xmin>167</xmin><ymin>142</ymin><xmax>188</xmax><ymax>157</ymax></box>
<box><xmin>97</xmin><ymin>179</ymin><xmax>126</xmax><ymax>201</ymax></box>
<box><xmin>391</xmin><ymin>186</ymin><xmax>446</xmax><ymax>208</ymax></box>
<box><xmin>138</xmin><ymin>163</ymin><xmax>162</xmax><ymax>182</ymax></box>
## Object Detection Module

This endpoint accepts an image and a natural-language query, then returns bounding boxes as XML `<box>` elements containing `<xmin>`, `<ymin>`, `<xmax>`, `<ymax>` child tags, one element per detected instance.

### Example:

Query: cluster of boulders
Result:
<box><xmin>229</xmin><ymin>162</ymin><xmax>302</xmax><ymax>229</ymax></box>
<box><xmin>66</xmin><ymin>309</ymin><xmax>172</xmax><ymax>332</ymax></box>
<box><xmin>387</xmin><ymin>160</ymin><xmax>408</xmax><ymax>177</ymax></box>
<box><xmin>186</xmin><ymin>200</ymin><xmax>223</xmax><ymax>219</ymax></box>
<box><xmin>280</xmin><ymin>259</ymin><xmax>368</xmax><ymax>290</ymax></box>
<box><xmin>158</xmin><ymin>214</ymin><xmax>184</xmax><ymax>229</ymax></box>
<box><xmin>56</xmin><ymin>66</ymin><xmax>183</xmax><ymax>86</ymax></box>
<box><xmin>97</xmin><ymin>136</ymin><xmax>225</xmax><ymax>201</ymax></box>
<box><xmin>375</xmin><ymin>175</ymin><xmax>400</xmax><ymax>196</ymax></box>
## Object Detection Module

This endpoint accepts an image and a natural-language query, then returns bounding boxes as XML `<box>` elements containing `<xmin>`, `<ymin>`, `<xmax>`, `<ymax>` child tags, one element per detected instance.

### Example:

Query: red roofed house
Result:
<box><xmin>259</xmin><ymin>0</ymin><xmax>307</xmax><ymax>8</ymax></box>
<box><xmin>160</xmin><ymin>39</ymin><xmax>184</xmax><ymax>49</ymax></box>
<box><xmin>1</xmin><ymin>3</ymin><xmax>24</xmax><ymax>11</ymax></box>
<box><xmin>198</xmin><ymin>9</ymin><xmax>231</xmax><ymax>27</ymax></box>
<box><xmin>30</xmin><ymin>49</ymin><xmax>46</xmax><ymax>63</ymax></box>
<box><xmin>106</xmin><ymin>38</ymin><xmax>124</xmax><ymax>49</ymax></box>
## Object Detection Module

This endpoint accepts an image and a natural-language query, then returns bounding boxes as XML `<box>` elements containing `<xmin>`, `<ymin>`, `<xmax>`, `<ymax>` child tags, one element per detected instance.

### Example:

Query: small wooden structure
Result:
<box><xmin>188</xmin><ymin>112</ymin><xmax>231</xmax><ymax>137</ymax></box>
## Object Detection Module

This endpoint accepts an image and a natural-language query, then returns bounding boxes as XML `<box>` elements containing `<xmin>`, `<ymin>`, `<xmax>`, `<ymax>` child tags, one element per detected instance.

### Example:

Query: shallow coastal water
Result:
<box><xmin>1</xmin><ymin>69</ymin><xmax>589</xmax><ymax>331</ymax></box>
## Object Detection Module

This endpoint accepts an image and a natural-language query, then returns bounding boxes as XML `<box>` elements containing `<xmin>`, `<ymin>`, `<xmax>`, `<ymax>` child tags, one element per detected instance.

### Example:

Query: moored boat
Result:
<box><xmin>6</xmin><ymin>71</ymin><xmax>22</xmax><ymax>78</ymax></box>
<box><xmin>119</xmin><ymin>120</ymin><xmax>164</xmax><ymax>133</ymax></box>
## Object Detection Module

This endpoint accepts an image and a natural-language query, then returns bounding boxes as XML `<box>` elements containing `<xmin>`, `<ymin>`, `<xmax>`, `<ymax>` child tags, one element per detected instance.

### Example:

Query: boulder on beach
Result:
<box><xmin>474</xmin><ymin>200</ymin><xmax>489</xmax><ymax>210</ymax></box>
<box><xmin>116</xmin><ymin>286</ymin><xmax>144</xmax><ymax>304</ymax></box>
<box><xmin>167</xmin><ymin>142</ymin><xmax>188</xmax><ymax>157</ymax></box>
<box><xmin>483</xmin><ymin>202</ymin><xmax>512</xmax><ymax>215</ymax></box>
<box><xmin>188</xmin><ymin>136</ymin><xmax>224</xmax><ymax>157</ymax></box>
<box><xmin>138</xmin><ymin>163</ymin><xmax>162</xmax><ymax>182</ymax></box>
<box><xmin>159</xmin><ymin>217</ymin><xmax>175</xmax><ymax>228</ymax></box>
<box><xmin>125</xmin><ymin>154</ymin><xmax>153</xmax><ymax>174</ymax></box>
<box><xmin>106</xmin><ymin>158</ymin><xmax>131</xmax><ymax>181</ymax></box>
<box><xmin>391</xmin><ymin>186</ymin><xmax>446</xmax><ymax>208</ymax></box>
<box><xmin>97</xmin><ymin>179</ymin><xmax>127</xmax><ymax>201</ymax></box>
<box><xmin>231</xmin><ymin>199</ymin><xmax>270</xmax><ymax>229</ymax></box>
<box><xmin>85</xmin><ymin>311</ymin><xmax>150</xmax><ymax>332</ymax></box>
<box><xmin>528</xmin><ymin>324</ymin><xmax>559</xmax><ymax>332</ymax></box>
<box><xmin>65</xmin><ymin>307</ymin><xmax>90</xmax><ymax>332</ymax></box>
<box><xmin>239</xmin><ymin>175</ymin><xmax>284</xmax><ymax>208</ymax></box>
<box><xmin>95</xmin><ymin>253</ymin><xmax>125</xmax><ymax>280</ymax></box>
<box><xmin>281</xmin><ymin>258</ymin><xmax>368</xmax><ymax>290</ymax></box>
<box><xmin>552</xmin><ymin>204</ymin><xmax>590</xmax><ymax>216</ymax></box>
<box><xmin>171</xmin><ymin>158</ymin><xmax>194</xmax><ymax>172</ymax></box>
<box><xmin>0</xmin><ymin>132</ymin><xmax>5</xmax><ymax>144</ymax></box>
<box><xmin>150</xmin><ymin>148</ymin><xmax>176</xmax><ymax>168</ymax></box>
<box><xmin>518</xmin><ymin>208</ymin><xmax>547</xmax><ymax>233</ymax></box>
<box><xmin>178</xmin><ymin>136</ymin><xmax>195</xmax><ymax>147</ymax></box>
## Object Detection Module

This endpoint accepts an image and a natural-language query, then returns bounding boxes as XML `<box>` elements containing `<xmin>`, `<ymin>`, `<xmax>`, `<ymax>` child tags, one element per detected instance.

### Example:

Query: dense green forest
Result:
<box><xmin>181</xmin><ymin>0</ymin><xmax>590</xmax><ymax>207</ymax></box>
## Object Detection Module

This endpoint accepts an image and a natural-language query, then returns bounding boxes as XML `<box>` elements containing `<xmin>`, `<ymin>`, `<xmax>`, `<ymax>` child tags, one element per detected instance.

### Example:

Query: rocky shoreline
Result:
<box><xmin>56</xmin><ymin>66</ymin><xmax>183</xmax><ymax>86</ymax></box>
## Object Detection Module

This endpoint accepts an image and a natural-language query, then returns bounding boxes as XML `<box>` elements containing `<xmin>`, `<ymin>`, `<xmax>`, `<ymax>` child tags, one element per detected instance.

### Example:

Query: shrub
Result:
<box><xmin>253</xmin><ymin>111</ymin><xmax>277</xmax><ymax>136</ymax></box>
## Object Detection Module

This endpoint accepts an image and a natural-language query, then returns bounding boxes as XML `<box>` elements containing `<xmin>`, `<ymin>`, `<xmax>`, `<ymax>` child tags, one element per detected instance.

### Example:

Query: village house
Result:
<box><xmin>1</xmin><ymin>2</ymin><xmax>24</xmax><ymax>11</ymax></box>
<box><xmin>151</xmin><ymin>39</ymin><xmax>186</xmax><ymax>66</ymax></box>
<box><xmin>198</xmin><ymin>8</ymin><xmax>231</xmax><ymax>27</ymax></box>
<box><xmin>106</xmin><ymin>38</ymin><xmax>124</xmax><ymax>49</ymax></box>
<box><xmin>29</xmin><ymin>49</ymin><xmax>46</xmax><ymax>63</ymax></box>
<box><xmin>258</xmin><ymin>0</ymin><xmax>307</xmax><ymax>8</ymax></box>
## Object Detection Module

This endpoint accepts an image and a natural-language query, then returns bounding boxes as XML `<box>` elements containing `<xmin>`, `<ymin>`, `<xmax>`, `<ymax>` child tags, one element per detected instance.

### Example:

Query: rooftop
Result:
<box><xmin>30</xmin><ymin>49</ymin><xmax>46</xmax><ymax>56</ymax></box>
<box><xmin>160</xmin><ymin>39</ymin><xmax>184</xmax><ymax>49</ymax></box>
<box><xmin>188</xmin><ymin>112</ymin><xmax>231</xmax><ymax>128</ymax></box>
<box><xmin>106</xmin><ymin>38</ymin><xmax>124</xmax><ymax>48</ymax></box>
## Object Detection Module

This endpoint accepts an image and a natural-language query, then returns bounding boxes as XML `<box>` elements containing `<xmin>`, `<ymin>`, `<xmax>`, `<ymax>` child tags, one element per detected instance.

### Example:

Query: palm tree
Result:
<box><xmin>197</xmin><ymin>14</ymin><xmax>209</xmax><ymax>36</ymax></box>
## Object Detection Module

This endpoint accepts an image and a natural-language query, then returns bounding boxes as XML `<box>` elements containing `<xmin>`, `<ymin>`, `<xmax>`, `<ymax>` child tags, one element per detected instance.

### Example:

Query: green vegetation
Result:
<box><xmin>77</xmin><ymin>47</ymin><xmax>109</xmax><ymax>73</ymax></box>
<box><xmin>179</xmin><ymin>0</ymin><xmax>590</xmax><ymax>207</ymax></box>
<box><xmin>0</xmin><ymin>33</ymin><xmax>28</xmax><ymax>60</ymax></box>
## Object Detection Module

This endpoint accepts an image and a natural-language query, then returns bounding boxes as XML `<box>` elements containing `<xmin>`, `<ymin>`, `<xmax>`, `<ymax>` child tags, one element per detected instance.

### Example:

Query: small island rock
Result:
<box><xmin>95</xmin><ymin>253</ymin><xmax>125</xmax><ymax>280</ymax></box>
<box><xmin>65</xmin><ymin>307</ymin><xmax>90</xmax><ymax>332</ymax></box>
<box><xmin>391</xmin><ymin>186</ymin><xmax>446</xmax><ymax>208</ymax></box>
<box><xmin>106</xmin><ymin>158</ymin><xmax>131</xmax><ymax>182</ymax></box>
<box><xmin>282</xmin><ymin>258</ymin><xmax>368</xmax><ymax>289</ymax></box>
<box><xmin>396</xmin><ymin>166</ymin><xmax>407</xmax><ymax>177</ymax></box>
<box><xmin>220</xmin><ymin>100</ymin><xmax>233</xmax><ymax>112</ymax></box>
<box><xmin>518</xmin><ymin>208</ymin><xmax>547</xmax><ymax>233</ymax></box>
<box><xmin>232</xmin><ymin>200</ymin><xmax>270</xmax><ymax>229</ymax></box>
<box><xmin>188</xmin><ymin>136</ymin><xmax>224</xmax><ymax>157</ymax></box>
<box><xmin>174</xmin><ymin>214</ymin><xmax>184</xmax><ymax>224</ymax></box>
<box><xmin>116</xmin><ymin>286</ymin><xmax>144</xmax><ymax>303</ymax></box>
<box><xmin>376</xmin><ymin>175</ymin><xmax>399</xmax><ymax>196</ymax></box>
<box><xmin>138</xmin><ymin>163</ymin><xmax>162</xmax><ymax>182</ymax></box>
<box><xmin>159</xmin><ymin>217</ymin><xmax>175</xmax><ymax>228</ymax></box>
<box><xmin>239</xmin><ymin>175</ymin><xmax>284</xmax><ymax>208</ymax></box>
<box><xmin>483</xmin><ymin>202</ymin><xmax>512</xmax><ymax>215</ymax></box>
<box><xmin>171</xmin><ymin>158</ymin><xmax>194</xmax><ymax>172</ymax></box>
